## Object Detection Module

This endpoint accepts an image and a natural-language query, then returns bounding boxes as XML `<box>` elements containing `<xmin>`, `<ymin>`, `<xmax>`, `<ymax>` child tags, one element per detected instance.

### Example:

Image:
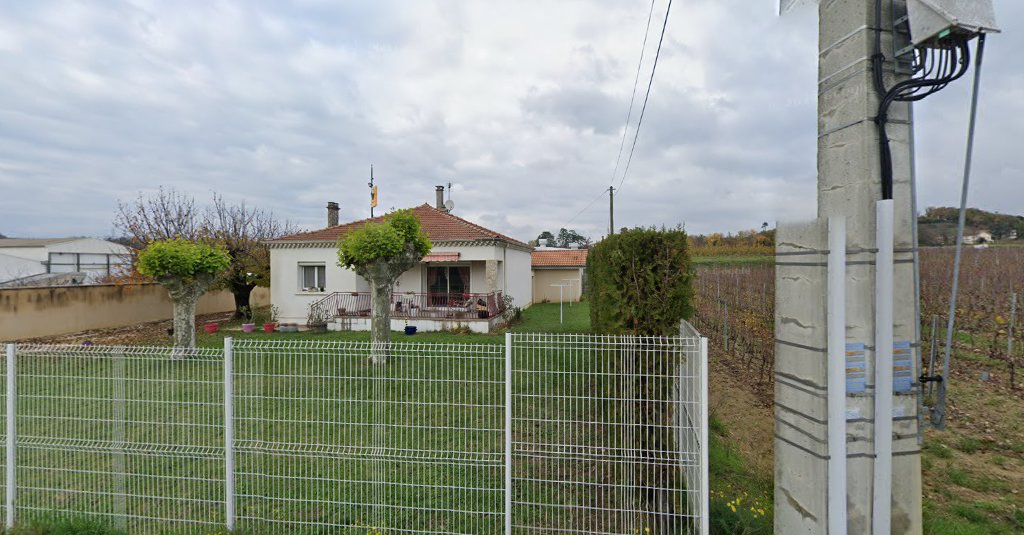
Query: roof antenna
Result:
<box><xmin>444</xmin><ymin>182</ymin><xmax>455</xmax><ymax>213</ymax></box>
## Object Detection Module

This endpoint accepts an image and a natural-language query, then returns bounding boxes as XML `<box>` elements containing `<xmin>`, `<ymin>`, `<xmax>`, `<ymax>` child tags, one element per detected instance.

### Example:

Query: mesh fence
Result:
<box><xmin>2</xmin><ymin>334</ymin><xmax>706</xmax><ymax>534</ymax></box>
<box><xmin>12</xmin><ymin>344</ymin><xmax>224</xmax><ymax>533</ymax></box>
<box><xmin>510</xmin><ymin>333</ymin><xmax>706</xmax><ymax>534</ymax></box>
<box><xmin>232</xmin><ymin>340</ymin><xmax>506</xmax><ymax>534</ymax></box>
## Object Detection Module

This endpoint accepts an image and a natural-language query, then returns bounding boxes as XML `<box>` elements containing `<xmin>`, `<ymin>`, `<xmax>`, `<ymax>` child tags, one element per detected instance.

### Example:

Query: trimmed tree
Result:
<box><xmin>337</xmin><ymin>210</ymin><xmax>431</xmax><ymax>363</ymax></box>
<box><xmin>137</xmin><ymin>239</ymin><xmax>231</xmax><ymax>351</ymax></box>
<box><xmin>586</xmin><ymin>226</ymin><xmax>694</xmax><ymax>532</ymax></box>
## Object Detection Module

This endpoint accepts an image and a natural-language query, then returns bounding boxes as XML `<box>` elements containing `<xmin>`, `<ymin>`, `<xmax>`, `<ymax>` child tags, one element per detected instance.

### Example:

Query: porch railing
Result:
<box><xmin>310</xmin><ymin>291</ymin><xmax>505</xmax><ymax>323</ymax></box>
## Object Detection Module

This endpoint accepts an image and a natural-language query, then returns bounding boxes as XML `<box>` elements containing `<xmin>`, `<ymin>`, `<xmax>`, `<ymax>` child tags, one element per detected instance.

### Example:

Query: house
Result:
<box><xmin>0</xmin><ymin>238</ymin><xmax>130</xmax><ymax>286</ymax></box>
<box><xmin>267</xmin><ymin>189</ymin><xmax>533</xmax><ymax>333</ymax></box>
<box><xmin>532</xmin><ymin>248</ymin><xmax>587</xmax><ymax>303</ymax></box>
<box><xmin>963</xmin><ymin>230</ymin><xmax>993</xmax><ymax>245</ymax></box>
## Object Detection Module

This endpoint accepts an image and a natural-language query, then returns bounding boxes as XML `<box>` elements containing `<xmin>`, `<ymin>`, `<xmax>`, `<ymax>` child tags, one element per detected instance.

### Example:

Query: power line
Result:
<box><xmin>566</xmin><ymin>188</ymin><xmax>609</xmax><ymax>225</ymax></box>
<box><xmin>557</xmin><ymin>0</ymin><xmax>668</xmax><ymax>234</ymax></box>
<box><xmin>617</xmin><ymin>0</ymin><xmax>674</xmax><ymax>191</ymax></box>
<box><xmin>609</xmin><ymin>0</ymin><xmax>657</xmax><ymax>186</ymax></box>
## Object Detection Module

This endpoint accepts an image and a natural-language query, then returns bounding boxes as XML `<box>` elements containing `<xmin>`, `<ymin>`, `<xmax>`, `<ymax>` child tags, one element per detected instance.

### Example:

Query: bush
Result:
<box><xmin>588</xmin><ymin>226</ymin><xmax>695</xmax><ymax>335</ymax></box>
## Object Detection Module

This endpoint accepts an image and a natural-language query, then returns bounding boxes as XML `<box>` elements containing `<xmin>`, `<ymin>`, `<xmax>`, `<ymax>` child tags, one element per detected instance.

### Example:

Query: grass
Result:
<box><xmin>707</xmin><ymin>417</ymin><xmax>773</xmax><ymax>535</ymax></box>
<box><xmin>12</xmin><ymin>301</ymin><xmax>700</xmax><ymax>534</ymax></box>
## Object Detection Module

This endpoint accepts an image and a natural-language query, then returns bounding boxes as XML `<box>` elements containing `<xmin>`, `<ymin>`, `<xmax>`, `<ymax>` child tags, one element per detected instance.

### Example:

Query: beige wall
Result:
<box><xmin>532</xmin><ymin>268</ymin><xmax>583</xmax><ymax>303</ymax></box>
<box><xmin>0</xmin><ymin>284</ymin><xmax>270</xmax><ymax>341</ymax></box>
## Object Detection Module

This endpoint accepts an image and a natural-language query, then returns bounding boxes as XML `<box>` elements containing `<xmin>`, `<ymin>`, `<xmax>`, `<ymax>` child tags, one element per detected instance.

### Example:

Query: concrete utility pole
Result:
<box><xmin>608</xmin><ymin>186</ymin><xmax>615</xmax><ymax>236</ymax></box>
<box><xmin>774</xmin><ymin>1</ymin><xmax>922</xmax><ymax>533</ymax></box>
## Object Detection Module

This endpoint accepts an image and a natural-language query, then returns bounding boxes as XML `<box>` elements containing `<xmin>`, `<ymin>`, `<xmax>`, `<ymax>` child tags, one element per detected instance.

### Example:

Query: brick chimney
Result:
<box><xmin>435</xmin><ymin>186</ymin><xmax>446</xmax><ymax>211</ymax></box>
<box><xmin>326</xmin><ymin>202</ymin><xmax>339</xmax><ymax>226</ymax></box>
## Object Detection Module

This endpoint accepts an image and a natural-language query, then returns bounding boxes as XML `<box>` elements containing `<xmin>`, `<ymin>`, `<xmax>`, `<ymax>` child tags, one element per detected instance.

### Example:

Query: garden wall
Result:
<box><xmin>0</xmin><ymin>283</ymin><xmax>270</xmax><ymax>341</ymax></box>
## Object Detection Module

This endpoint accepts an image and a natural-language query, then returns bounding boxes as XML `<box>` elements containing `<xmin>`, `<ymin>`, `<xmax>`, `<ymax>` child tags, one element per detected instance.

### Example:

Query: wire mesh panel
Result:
<box><xmin>510</xmin><ymin>333</ymin><xmax>705</xmax><ymax>534</ymax></box>
<box><xmin>232</xmin><ymin>340</ymin><xmax>506</xmax><ymax>534</ymax></box>
<box><xmin>13</xmin><ymin>344</ymin><xmax>225</xmax><ymax>533</ymax></box>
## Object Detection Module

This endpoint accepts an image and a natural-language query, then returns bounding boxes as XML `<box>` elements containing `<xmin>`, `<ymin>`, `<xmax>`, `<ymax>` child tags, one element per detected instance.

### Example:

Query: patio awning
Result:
<box><xmin>422</xmin><ymin>252</ymin><xmax>461</xmax><ymax>263</ymax></box>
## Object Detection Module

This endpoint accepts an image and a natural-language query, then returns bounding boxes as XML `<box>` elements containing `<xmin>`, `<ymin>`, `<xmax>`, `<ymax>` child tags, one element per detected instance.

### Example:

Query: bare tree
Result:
<box><xmin>207</xmin><ymin>194</ymin><xmax>293</xmax><ymax>318</ymax></box>
<box><xmin>114</xmin><ymin>188</ymin><xmax>293</xmax><ymax>318</ymax></box>
<box><xmin>115</xmin><ymin>187</ymin><xmax>204</xmax><ymax>248</ymax></box>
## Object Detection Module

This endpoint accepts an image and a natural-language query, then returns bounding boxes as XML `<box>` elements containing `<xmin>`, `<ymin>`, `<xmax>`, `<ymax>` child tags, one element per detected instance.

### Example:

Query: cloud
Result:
<box><xmin>0</xmin><ymin>0</ymin><xmax>1020</xmax><ymax>242</ymax></box>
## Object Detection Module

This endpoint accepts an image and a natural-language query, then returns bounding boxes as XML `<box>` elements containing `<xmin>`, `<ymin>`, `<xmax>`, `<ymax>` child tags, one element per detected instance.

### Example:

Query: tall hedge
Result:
<box><xmin>588</xmin><ymin>226</ymin><xmax>694</xmax><ymax>335</ymax></box>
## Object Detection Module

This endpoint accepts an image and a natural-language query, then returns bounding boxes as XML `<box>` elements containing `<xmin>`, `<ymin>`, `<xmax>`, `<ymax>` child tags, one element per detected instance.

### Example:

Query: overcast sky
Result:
<box><xmin>0</xmin><ymin>0</ymin><xmax>1020</xmax><ymax>241</ymax></box>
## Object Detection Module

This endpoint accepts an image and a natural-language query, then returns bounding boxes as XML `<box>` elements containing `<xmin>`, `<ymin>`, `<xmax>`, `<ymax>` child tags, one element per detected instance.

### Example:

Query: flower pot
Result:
<box><xmin>263</xmin><ymin>323</ymin><xmax>277</xmax><ymax>333</ymax></box>
<box><xmin>204</xmin><ymin>323</ymin><xmax>219</xmax><ymax>334</ymax></box>
<box><xmin>404</xmin><ymin>326</ymin><xmax>417</xmax><ymax>335</ymax></box>
<box><xmin>241</xmin><ymin>323</ymin><xmax>256</xmax><ymax>333</ymax></box>
<box><xmin>279</xmin><ymin>323</ymin><xmax>299</xmax><ymax>333</ymax></box>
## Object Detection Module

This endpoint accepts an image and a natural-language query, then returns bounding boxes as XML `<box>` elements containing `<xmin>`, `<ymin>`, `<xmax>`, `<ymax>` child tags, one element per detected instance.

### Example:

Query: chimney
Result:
<box><xmin>326</xmin><ymin>202</ymin><xmax>339</xmax><ymax>227</ymax></box>
<box><xmin>435</xmin><ymin>185</ymin><xmax>446</xmax><ymax>211</ymax></box>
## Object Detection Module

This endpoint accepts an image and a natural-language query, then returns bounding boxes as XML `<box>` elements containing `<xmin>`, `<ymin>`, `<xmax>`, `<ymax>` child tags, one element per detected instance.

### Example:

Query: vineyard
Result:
<box><xmin>694</xmin><ymin>245</ymin><xmax>1024</xmax><ymax>532</ymax></box>
<box><xmin>693</xmin><ymin>246</ymin><xmax>1024</xmax><ymax>392</ymax></box>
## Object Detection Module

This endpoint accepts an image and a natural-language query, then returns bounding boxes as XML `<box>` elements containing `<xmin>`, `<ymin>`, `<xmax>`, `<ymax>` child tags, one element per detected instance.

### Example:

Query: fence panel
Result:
<box><xmin>231</xmin><ymin>340</ymin><xmax>506</xmax><ymax>534</ymax></box>
<box><xmin>12</xmin><ymin>344</ymin><xmax>225</xmax><ymax>533</ymax></box>
<box><xmin>2</xmin><ymin>335</ymin><xmax>706</xmax><ymax>534</ymax></box>
<box><xmin>510</xmin><ymin>333</ymin><xmax>705</xmax><ymax>534</ymax></box>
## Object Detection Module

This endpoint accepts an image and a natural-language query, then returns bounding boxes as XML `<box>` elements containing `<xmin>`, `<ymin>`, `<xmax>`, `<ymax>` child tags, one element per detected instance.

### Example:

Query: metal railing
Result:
<box><xmin>310</xmin><ymin>291</ymin><xmax>505</xmax><ymax>323</ymax></box>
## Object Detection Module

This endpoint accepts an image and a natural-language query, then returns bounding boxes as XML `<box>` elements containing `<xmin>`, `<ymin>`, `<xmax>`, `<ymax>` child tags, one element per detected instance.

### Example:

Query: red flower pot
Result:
<box><xmin>263</xmin><ymin>323</ymin><xmax>277</xmax><ymax>333</ymax></box>
<box><xmin>204</xmin><ymin>323</ymin><xmax>219</xmax><ymax>334</ymax></box>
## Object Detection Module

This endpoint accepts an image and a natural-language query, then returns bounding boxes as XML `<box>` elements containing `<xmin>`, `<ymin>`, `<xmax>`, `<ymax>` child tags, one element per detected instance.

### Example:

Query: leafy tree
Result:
<box><xmin>116</xmin><ymin>188</ymin><xmax>292</xmax><ymax>318</ymax></box>
<box><xmin>138</xmin><ymin>239</ymin><xmax>230</xmax><ymax>352</ymax></box>
<box><xmin>337</xmin><ymin>210</ymin><xmax>431</xmax><ymax>363</ymax></box>
<box><xmin>536</xmin><ymin>230</ymin><xmax>555</xmax><ymax>245</ymax></box>
<box><xmin>555</xmin><ymin>228</ymin><xmax>591</xmax><ymax>248</ymax></box>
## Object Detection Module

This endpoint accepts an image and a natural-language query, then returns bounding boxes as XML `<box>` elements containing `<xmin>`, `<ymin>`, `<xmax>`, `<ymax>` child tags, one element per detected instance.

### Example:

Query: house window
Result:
<box><xmin>427</xmin><ymin>265</ymin><xmax>470</xmax><ymax>305</ymax></box>
<box><xmin>300</xmin><ymin>264</ymin><xmax>326</xmax><ymax>291</ymax></box>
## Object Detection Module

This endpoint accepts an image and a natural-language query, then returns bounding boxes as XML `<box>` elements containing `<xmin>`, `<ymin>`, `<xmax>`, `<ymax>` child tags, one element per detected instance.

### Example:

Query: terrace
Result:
<box><xmin>309</xmin><ymin>291</ymin><xmax>506</xmax><ymax>333</ymax></box>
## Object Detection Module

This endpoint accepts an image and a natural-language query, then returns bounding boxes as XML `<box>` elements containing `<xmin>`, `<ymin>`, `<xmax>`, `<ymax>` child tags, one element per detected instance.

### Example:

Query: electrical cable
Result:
<box><xmin>565</xmin><ymin>186</ymin><xmax>610</xmax><ymax>223</ymax></box>
<box><xmin>609</xmin><ymin>0</ymin><xmax>657</xmax><ymax>187</ymax></box>
<box><xmin>616</xmin><ymin>0</ymin><xmax>673</xmax><ymax>191</ymax></box>
<box><xmin>873</xmin><ymin>0</ymin><xmax>971</xmax><ymax>200</ymax></box>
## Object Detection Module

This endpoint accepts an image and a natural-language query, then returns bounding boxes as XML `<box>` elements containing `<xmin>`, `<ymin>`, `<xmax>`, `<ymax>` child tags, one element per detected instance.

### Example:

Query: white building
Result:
<box><xmin>0</xmin><ymin>238</ymin><xmax>130</xmax><ymax>286</ymax></box>
<box><xmin>267</xmin><ymin>198</ymin><xmax>533</xmax><ymax>333</ymax></box>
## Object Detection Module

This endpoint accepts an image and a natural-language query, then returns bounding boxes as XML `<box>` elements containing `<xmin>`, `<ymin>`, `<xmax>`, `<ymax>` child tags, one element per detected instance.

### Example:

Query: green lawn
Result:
<box><xmin>11</xmin><ymin>301</ymin><xmax>699</xmax><ymax>534</ymax></box>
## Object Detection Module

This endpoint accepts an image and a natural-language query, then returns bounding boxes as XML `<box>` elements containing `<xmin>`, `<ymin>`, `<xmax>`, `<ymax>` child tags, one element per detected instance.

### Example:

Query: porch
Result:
<box><xmin>309</xmin><ymin>291</ymin><xmax>507</xmax><ymax>333</ymax></box>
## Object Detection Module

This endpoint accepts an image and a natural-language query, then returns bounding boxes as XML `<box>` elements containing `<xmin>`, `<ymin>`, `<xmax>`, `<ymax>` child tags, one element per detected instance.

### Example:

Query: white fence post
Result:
<box><xmin>224</xmin><ymin>337</ymin><xmax>235</xmax><ymax>532</ymax></box>
<box><xmin>5</xmin><ymin>343</ymin><xmax>15</xmax><ymax>529</ymax></box>
<box><xmin>699</xmin><ymin>336</ymin><xmax>709</xmax><ymax>535</ymax></box>
<box><xmin>504</xmin><ymin>332</ymin><xmax>513</xmax><ymax>535</ymax></box>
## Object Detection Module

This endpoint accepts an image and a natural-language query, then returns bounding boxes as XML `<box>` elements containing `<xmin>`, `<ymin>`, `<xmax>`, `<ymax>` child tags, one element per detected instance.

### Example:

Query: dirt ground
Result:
<box><xmin>16</xmin><ymin>311</ymin><xmax>236</xmax><ymax>345</ymax></box>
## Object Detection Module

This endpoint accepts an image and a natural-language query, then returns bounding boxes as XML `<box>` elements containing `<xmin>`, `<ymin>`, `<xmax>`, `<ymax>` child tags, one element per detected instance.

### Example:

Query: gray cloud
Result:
<box><xmin>0</xmin><ymin>0</ymin><xmax>1020</xmax><ymax>242</ymax></box>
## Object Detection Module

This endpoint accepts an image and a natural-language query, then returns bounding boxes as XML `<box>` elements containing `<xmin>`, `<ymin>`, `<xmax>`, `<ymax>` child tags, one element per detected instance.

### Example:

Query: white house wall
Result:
<box><xmin>270</xmin><ymin>246</ymin><xmax>362</xmax><ymax>323</ymax></box>
<box><xmin>270</xmin><ymin>241</ymin><xmax>534</xmax><ymax>323</ymax></box>
<box><xmin>505</xmin><ymin>247</ymin><xmax>533</xmax><ymax>308</ymax></box>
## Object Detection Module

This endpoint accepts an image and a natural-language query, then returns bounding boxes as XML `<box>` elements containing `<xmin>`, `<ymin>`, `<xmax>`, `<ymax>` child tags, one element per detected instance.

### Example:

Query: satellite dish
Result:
<box><xmin>444</xmin><ymin>199</ymin><xmax>455</xmax><ymax>212</ymax></box>
<box><xmin>778</xmin><ymin>0</ymin><xmax>817</xmax><ymax>16</ymax></box>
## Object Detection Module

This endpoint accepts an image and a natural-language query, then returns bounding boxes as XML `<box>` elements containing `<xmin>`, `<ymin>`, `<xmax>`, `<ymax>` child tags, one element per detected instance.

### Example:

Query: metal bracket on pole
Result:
<box><xmin>827</xmin><ymin>217</ymin><xmax>848</xmax><ymax>534</ymax></box>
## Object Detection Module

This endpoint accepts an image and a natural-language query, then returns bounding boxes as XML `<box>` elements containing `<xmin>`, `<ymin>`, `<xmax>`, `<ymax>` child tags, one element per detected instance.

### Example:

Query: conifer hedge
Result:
<box><xmin>587</xmin><ymin>226</ymin><xmax>695</xmax><ymax>335</ymax></box>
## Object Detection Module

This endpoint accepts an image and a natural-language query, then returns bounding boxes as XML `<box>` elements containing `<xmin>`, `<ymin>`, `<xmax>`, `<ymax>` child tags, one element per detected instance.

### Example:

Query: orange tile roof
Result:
<box><xmin>270</xmin><ymin>204</ymin><xmax>529</xmax><ymax>248</ymax></box>
<box><xmin>531</xmin><ymin>249</ymin><xmax>588</xmax><ymax>268</ymax></box>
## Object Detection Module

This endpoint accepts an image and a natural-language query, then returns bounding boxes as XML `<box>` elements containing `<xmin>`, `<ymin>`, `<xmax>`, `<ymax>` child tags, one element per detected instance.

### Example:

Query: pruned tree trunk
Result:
<box><xmin>370</xmin><ymin>281</ymin><xmax>392</xmax><ymax>364</ymax></box>
<box><xmin>161</xmin><ymin>273</ymin><xmax>216</xmax><ymax>357</ymax></box>
<box><xmin>231</xmin><ymin>281</ymin><xmax>256</xmax><ymax>319</ymax></box>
